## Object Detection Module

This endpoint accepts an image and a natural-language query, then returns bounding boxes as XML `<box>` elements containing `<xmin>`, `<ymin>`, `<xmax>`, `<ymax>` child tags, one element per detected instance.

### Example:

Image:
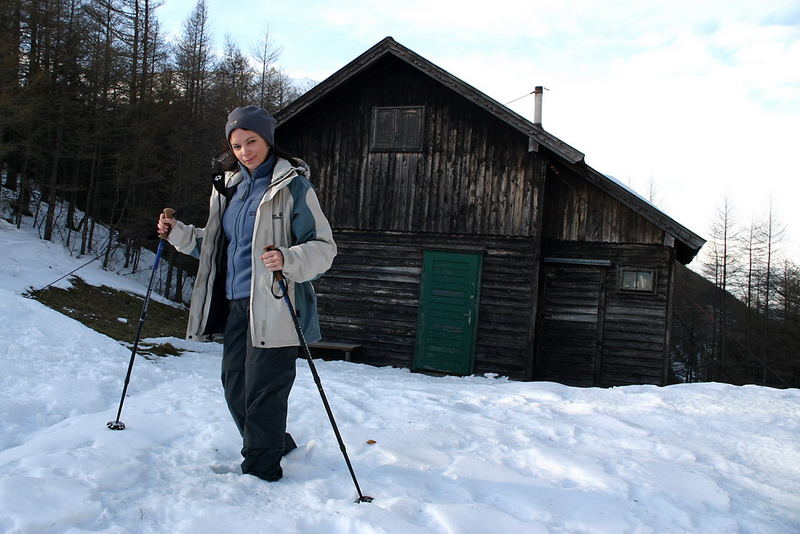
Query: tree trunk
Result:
<box><xmin>124</xmin><ymin>239</ymin><xmax>132</xmax><ymax>269</ymax></box>
<box><xmin>41</xmin><ymin>115</ymin><xmax>73</xmax><ymax>241</ymax></box>
<box><xmin>175</xmin><ymin>266</ymin><xmax>184</xmax><ymax>302</ymax></box>
<box><xmin>88</xmin><ymin>214</ymin><xmax>96</xmax><ymax>254</ymax></box>
<box><xmin>132</xmin><ymin>244</ymin><xmax>141</xmax><ymax>273</ymax></box>
<box><xmin>103</xmin><ymin>228</ymin><xmax>114</xmax><ymax>269</ymax></box>
<box><xmin>43</xmin><ymin>185</ymin><xmax>57</xmax><ymax>241</ymax></box>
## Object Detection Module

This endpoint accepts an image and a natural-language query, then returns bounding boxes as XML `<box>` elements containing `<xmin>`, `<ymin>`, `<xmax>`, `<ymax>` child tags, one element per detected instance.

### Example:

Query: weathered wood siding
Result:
<box><xmin>536</xmin><ymin>241</ymin><xmax>675</xmax><ymax>386</ymax></box>
<box><xmin>313</xmin><ymin>231</ymin><xmax>538</xmax><ymax>380</ymax></box>
<box><xmin>537</xmin><ymin>263</ymin><xmax>606</xmax><ymax>387</ymax></box>
<box><xmin>542</xmin><ymin>168</ymin><xmax>665</xmax><ymax>245</ymax></box>
<box><xmin>276</xmin><ymin>54</ymin><xmax>546</xmax><ymax>238</ymax></box>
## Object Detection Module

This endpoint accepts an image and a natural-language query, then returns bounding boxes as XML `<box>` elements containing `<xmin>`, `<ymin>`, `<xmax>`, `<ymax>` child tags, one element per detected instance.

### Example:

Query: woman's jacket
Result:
<box><xmin>167</xmin><ymin>157</ymin><xmax>336</xmax><ymax>348</ymax></box>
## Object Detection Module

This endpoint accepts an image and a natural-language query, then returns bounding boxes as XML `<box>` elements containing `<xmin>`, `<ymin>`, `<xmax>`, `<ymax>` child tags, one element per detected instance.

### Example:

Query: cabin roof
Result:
<box><xmin>275</xmin><ymin>36</ymin><xmax>705</xmax><ymax>262</ymax></box>
<box><xmin>580</xmin><ymin>163</ymin><xmax>705</xmax><ymax>262</ymax></box>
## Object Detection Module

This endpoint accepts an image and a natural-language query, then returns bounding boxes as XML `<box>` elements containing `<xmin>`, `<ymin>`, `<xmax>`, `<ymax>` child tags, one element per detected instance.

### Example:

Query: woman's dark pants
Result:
<box><xmin>222</xmin><ymin>298</ymin><xmax>298</xmax><ymax>481</ymax></box>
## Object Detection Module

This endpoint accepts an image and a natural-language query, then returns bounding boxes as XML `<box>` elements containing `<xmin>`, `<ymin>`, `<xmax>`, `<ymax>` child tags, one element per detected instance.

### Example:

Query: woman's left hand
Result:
<box><xmin>261</xmin><ymin>248</ymin><xmax>284</xmax><ymax>272</ymax></box>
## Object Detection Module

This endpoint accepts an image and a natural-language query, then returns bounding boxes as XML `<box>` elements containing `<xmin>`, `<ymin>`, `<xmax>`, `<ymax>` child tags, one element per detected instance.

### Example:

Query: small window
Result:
<box><xmin>370</xmin><ymin>106</ymin><xmax>424</xmax><ymax>152</ymax></box>
<box><xmin>619</xmin><ymin>268</ymin><xmax>655</xmax><ymax>292</ymax></box>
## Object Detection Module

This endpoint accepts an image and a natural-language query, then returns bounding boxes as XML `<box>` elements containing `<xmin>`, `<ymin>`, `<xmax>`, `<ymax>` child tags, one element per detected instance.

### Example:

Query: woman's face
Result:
<box><xmin>229</xmin><ymin>128</ymin><xmax>270</xmax><ymax>173</ymax></box>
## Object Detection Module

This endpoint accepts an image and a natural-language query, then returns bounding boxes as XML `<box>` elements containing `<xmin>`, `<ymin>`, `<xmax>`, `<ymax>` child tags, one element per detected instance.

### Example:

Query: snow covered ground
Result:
<box><xmin>1</xmin><ymin>217</ymin><xmax>799</xmax><ymax>534</ymax></box>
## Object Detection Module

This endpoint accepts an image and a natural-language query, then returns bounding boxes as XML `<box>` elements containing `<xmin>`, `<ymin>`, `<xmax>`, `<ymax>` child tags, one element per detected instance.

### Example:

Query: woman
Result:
<box><xmin>157</xmin><ymin>105</ymin><xmax>336</xmax><ymax>481</ymax></box>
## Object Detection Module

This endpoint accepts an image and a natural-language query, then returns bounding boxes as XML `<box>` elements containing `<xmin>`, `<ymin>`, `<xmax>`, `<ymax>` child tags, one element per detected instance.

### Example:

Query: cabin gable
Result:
<box><xmin>542</xmin><ymin>163</ymin><xmax>666</xmax><ymax>245</ymax></box>
<box><xmin>278</xmin><ymin>54</ymin><xmax>547</xmax><ymax>238</ymax></box>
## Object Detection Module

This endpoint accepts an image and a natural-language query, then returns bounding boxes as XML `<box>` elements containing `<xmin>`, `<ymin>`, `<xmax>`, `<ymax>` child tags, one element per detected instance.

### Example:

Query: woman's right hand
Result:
<box><xmin>157</xmin><ymin>212</ymin><xmax>177</xmax><ymax>238</ymax></box>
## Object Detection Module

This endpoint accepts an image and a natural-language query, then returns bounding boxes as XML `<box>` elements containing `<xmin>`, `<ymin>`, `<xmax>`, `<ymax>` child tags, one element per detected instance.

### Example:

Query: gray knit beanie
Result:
<box><xmin>225</xmin><ymin>105</ymin><xmax>276</xmax><ymax>146</ymax></box>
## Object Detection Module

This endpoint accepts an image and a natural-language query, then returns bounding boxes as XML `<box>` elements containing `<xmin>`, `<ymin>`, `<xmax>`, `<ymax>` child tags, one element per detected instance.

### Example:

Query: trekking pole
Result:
<box><xmin>107</xmin><ymin>208</ymin><xmax>174</xmax><ymax>431</ymax></box>
<box><xmin>266</xmin><ymin>247</ymin><xmax>373</xmax><ymax>503</ymax></box>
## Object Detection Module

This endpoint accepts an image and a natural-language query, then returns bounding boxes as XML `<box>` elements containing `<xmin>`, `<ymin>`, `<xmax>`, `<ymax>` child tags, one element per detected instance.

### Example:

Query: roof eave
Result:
<box><xmin>580</xmin><ymin>164</ymin><xmax>706</xmax><ymax>262</ymax></box>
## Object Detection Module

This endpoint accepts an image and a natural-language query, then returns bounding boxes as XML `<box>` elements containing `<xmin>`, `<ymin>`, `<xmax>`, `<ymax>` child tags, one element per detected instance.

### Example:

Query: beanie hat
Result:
<box><xmin>225</xmin><ymin>105</ymin><xmax>276</xmax><ymax>146</ymax></box>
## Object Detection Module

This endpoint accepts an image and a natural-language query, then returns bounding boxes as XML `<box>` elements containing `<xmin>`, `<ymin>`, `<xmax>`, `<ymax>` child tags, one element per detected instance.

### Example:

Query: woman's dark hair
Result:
<box><xmin>271</xmin><ymin>144</ymin><xmax>300</xmax><ymax>166</ymax></box>
<box><xmin>214</xmin><ymin>146</ymin><xmax>238</xmax><ymax>173</ymax></box>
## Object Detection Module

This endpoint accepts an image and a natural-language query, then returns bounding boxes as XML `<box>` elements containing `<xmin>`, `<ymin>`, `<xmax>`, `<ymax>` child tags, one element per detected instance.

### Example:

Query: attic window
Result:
<box><xmin>619</xmin><ymin>268</ymin><xmax>656</xmax><ymax>292</ymax></box>
<box><xmin>370</xmin><ymin>106</ymin><xmax>424</xmax><ymax>152</ymax></box>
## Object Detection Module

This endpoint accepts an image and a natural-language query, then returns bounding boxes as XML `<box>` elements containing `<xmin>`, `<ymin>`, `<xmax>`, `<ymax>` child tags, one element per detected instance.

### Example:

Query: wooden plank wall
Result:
<box><xmin>313</xmin><ymin>231</ymin><xmax>538</xmax><ymax>380</ymax></box>
<box><xmin>276</xmin><ymin>54</ymin><xmax>545</xmax><ymax>238</ymax></box>
<box><xmin>542</xmin><ymin>168</ymin><xmax>665</xmax><ymax>245</ymax></box>
<box><xmin>539</xmin><ymin>241</ymin><xmax>675</xmax><ymax>386</ymax></box>
<box><xmin>537</xmin><ymin>264</ymin><xmax>605</xmax><ymax>387</ymax></box>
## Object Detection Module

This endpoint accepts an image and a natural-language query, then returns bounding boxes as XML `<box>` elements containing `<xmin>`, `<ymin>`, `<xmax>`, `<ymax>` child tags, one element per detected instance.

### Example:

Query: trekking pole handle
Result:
<box><xmin>158</xmin><ymin>208</ymin><xmax>175</xmax><ymax>239</ymax></box>
<box><xmin>264</xmin><ymin>245</ymin><xmax>285</xmax><ymax>281</ymax></box>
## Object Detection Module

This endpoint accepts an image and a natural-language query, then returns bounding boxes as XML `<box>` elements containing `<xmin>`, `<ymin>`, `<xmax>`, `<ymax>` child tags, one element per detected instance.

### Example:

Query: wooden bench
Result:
<box><xmin>308</xmin><ymin>341</ymin><xmax>361</xmax><ymax>362</ymax></box>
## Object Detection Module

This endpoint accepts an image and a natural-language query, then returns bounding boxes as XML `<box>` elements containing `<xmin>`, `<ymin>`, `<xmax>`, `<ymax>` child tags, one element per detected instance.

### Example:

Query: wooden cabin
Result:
<box><xmin>274</xmin><ymin>37</ymin><xmax>705</xmax><ymax>387</ymax></box>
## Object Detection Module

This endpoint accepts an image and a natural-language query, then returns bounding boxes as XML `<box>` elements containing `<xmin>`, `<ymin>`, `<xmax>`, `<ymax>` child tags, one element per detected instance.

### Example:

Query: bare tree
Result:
<box><xmin>174</xmin><ymin>0</ymin><xmax>212</xmax><ymax>118</ymax></box>
<box><xmin>646</xmin><ymin>173</ymin><xmax>666</xmax><ymax>211</ymax></box>
<box><xmin>757</xmin><ymin>198</ymin><xmax>786</xmax><ymax>384</ymax></box>
<box><xmin>211</xmin><ymin>35</ymin><xmax>255</xmax><ymax>111</ymax></box>
<box><xmin>701</xmin><ymin>197</ymin><xmax>740</xmax><ymax>378</ymax></box>
<box><xmin>252</xmin><ymin>26</ymin><xmax>282</xmax><ymax>110</ymax></box>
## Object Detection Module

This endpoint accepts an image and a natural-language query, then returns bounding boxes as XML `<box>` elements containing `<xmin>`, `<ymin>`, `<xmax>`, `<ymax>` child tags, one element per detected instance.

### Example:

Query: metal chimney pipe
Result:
<box><xmin>533</xmin><ymin>86</ymin><xmax>543</xmax><ymax>126</ymax></box>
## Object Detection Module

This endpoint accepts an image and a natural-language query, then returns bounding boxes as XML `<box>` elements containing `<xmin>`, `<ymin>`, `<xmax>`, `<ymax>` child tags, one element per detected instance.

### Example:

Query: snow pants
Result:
<box><xmin>222</xmin><ymin>298</ymin><xmax>298</xmax><ymax>481</ymax></box>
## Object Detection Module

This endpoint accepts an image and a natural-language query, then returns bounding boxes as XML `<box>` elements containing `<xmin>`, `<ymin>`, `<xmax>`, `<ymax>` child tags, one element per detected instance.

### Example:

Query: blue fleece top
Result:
<box><xmin>222</xmin><ymin>154</ymin><xmax>276</xmax><ymax>300</ymax></box>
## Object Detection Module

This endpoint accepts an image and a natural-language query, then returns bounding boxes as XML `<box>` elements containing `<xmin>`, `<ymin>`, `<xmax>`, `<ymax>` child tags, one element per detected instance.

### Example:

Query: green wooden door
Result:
<box><xmin>414</xmin><ymin>251</ymin><xmax>483</xmax><ymax>375</ymax></box>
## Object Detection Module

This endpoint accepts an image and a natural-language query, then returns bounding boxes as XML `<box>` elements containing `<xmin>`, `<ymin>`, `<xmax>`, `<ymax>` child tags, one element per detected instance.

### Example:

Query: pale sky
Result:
<box><xmin>157</xmin><ymin>0</ymin><xmax>800</xmax><ymax>266</ymax></box>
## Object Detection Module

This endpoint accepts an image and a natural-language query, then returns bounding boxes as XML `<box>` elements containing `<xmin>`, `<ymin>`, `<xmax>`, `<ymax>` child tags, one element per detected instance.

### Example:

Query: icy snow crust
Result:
<box><xmin>1</xmin><ymin>221</ymin><xmax>799</xmax><ymax>533</ymax></box>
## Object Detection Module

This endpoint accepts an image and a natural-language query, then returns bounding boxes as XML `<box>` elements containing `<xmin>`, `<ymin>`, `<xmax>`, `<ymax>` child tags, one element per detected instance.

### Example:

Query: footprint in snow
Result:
<box><xmin>286</xmin><ymin>440</ymin><xmax>317</xmax><ymax>461</ymax></box>
<box><xmin>210</xmin><ymin>462</ymin><xmax>241</xmax><ymax>475</ymax></box>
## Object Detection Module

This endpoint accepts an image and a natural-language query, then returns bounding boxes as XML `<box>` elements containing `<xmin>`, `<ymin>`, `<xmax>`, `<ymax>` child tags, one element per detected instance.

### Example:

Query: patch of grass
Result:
<box><xmin>27</xmin><ymin>277</ymin><xmax>190</xmax><ymax>354</ymax></box>
<box><xmin>134</xmin><ymin>342</ymin><xmax>185</xmax><ymax>359</ymax></box>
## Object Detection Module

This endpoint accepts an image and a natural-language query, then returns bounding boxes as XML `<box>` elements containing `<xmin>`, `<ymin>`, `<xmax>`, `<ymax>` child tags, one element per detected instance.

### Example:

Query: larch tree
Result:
<box><xmin>756</xmin><ymin>198</ymin><xmax>786</xmax><ymax>385</ymax></box>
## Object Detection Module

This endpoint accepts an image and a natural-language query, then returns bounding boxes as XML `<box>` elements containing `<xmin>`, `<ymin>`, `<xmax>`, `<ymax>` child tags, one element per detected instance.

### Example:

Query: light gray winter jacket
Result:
<box><xmin>167</xmin><ymin>157</ymin><xmax>336</xmax><ymax>348</ymax></box>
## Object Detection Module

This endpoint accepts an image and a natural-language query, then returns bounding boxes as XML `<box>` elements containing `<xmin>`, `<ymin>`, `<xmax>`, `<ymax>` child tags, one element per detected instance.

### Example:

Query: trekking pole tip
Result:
<box><xmin>355</xmin><ymin>495</ymin><xmax>374</xmax><ymax>503</ymax></box>
<box><xmin>106</xmin><ymin>420</ymin><xmax>126</xmax><ymax>430</ymax></box>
